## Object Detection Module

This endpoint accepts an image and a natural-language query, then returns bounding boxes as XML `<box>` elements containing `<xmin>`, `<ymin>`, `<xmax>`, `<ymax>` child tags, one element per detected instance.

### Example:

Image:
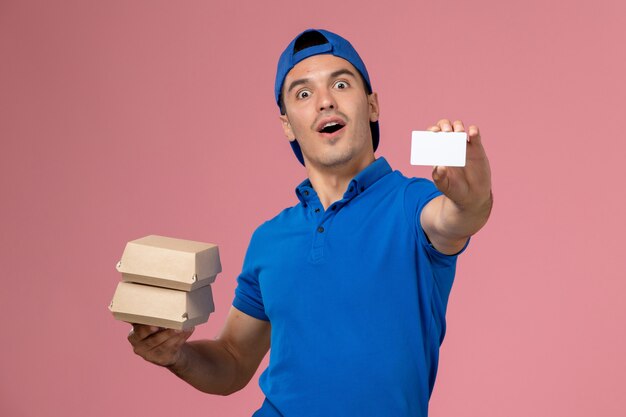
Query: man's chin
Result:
<box><xmin>307</xmin><ymin>150</ymin><xmax>356</xmax><ymax>169</ymax></box>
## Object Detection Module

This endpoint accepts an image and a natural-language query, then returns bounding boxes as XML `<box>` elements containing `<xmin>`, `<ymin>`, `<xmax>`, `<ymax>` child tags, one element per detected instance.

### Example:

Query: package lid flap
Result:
<box><xmin>109</xmin><ymin>282</ymin><xmax>215</xmax><ymax>329</ymax></box>
<box><xmin>116</xmin><ymin>235</ymin><xmax>221</xmax><ymax>286</ymax></box>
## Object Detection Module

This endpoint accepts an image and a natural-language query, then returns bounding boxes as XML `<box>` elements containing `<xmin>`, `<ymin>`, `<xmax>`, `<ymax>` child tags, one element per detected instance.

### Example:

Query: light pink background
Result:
<box><xmin>1</xmin><ymin>1</ymin><xmax>624</xmax><ymax>416</ymax></box>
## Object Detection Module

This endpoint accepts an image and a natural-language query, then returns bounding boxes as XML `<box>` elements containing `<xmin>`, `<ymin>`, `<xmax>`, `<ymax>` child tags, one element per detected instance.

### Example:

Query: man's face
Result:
<box><xmin>280</xmin><ymin>54</ymin><xmax>379</xmax><ymax>169</ymax></box>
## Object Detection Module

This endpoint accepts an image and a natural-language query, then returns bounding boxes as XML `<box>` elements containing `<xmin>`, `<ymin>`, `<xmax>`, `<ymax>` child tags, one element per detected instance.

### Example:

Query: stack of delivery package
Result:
<box><xmin>109</xmin><ymin>235</ymin><xmax>221</xmax><ymax>330</ymax></box>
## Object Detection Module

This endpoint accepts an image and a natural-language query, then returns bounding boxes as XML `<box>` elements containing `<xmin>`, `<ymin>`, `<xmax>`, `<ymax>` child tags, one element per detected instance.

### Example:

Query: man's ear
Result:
<box><xmin>279</xmin><ymin>114</ymin><xmax>296</xmax><ymax>141</ymax></box>
<box><xmin>368</xmin><ymin>92</ymin><xmax>379</xmax><ymax>123</ymax></box>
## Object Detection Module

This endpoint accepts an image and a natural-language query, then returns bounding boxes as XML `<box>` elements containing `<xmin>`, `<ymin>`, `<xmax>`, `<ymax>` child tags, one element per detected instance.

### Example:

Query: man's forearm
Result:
<box><xmin>422</xmin><ymin>192</ymin><xmax>493</xmax><ymax>254</ymax></box>
<box><xmin>167</xmin><ymin>339</ymin><xmax>242</xmax><ymax>396</ymax></box>
<box><xmin>438</xmin><ymin>191</ymin><xmax>493</xmax><ymax>240</ymax></box>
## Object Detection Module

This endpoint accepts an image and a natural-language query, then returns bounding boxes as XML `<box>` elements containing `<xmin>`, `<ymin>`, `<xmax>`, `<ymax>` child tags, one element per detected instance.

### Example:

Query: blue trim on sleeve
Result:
<box><xmin>233</xmin><ymin>296</ymin><xmax>270</xmax><ymax>321</ymax></box>
<box><xmin>232</xmin><ymin>226</ymin><xmax>270</xmax><ymax>322</ymax></box>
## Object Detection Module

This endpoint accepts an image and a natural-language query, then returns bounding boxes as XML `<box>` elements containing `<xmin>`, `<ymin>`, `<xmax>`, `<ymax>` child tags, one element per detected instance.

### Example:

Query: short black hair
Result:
<box><xmin>279</xmin><ymin>30</ymin><xmax>372</xmax><ymax>115</ymax></box>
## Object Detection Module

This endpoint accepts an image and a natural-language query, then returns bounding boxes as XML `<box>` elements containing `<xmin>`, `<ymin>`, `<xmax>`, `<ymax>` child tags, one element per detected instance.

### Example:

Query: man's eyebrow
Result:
<box><xmin>329</xmin><ymin>68</ymin><xmax>357</xmax><ymax>80</ymax></box>
<box><xmin>286</xmin><ymin>77</ymin><xmax>310</xmax><ymax>94</ymax></box>
<box><xmin>285</xmin><ymin>68</ymin><xmax>359</xmax><ymax>95</ymax></box>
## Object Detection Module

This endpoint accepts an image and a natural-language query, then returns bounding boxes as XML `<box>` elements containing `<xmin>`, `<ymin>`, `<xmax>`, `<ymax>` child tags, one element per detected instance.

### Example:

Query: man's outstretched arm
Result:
<box><xmin>128</xmin><ymin>306</ymin><xmax>271</xmax><ymax>395</ymax></box>
<box><xmin>421</xmin><ymin>119</ymin><xmax>493</xmax><ymax>255</ymax></box>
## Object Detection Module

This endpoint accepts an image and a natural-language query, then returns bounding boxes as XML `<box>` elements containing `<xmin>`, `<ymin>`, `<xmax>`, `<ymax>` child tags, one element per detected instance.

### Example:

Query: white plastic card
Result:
<box><xmin>410</xmin><ymin>131</ymin><xmax>467</xmax><ymax>167</ymax></box>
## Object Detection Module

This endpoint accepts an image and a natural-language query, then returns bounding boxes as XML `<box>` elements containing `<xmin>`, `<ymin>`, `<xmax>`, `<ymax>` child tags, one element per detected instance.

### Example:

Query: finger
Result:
<box><xmin>131</xmin><ymin>329</ymin><xmax>193</xmax><ymax>357</ymax></box>
<box><xmin>169</xmin><ymin>328</ymin><xmax>194</xmax><ymax>348</ymax></box>
<box><xmin>467</xmin><ymin>125</ymin><xmax>481</xmax><ymax>144</ymax></box>
<box><xmin>143</xmin><ymin>330</ymin><xmax>194</xmax><ymax>366</ymax></box>
<box><xmin>452</xmin><ymin>120</ymin><xmax>465</xmax><ymax>132</ymax></box>
<box><xmin>437</xmin><ymin>119</ymin><xmax>452</xmax><ymax>132</ymax></box>
<box><xmin>131</xmin><ymin>327</ymin><xmax>178</xmax><ymax>355</ymax></box>
<box><xmin>427</xmin><ymin>125</ymin><xmax>441</xmax><ymax>132</ymax></box>
<box><xmin>129</xmin><ymin>323</ymin><xmax>162</xmax><ymax>342</ymax></box>
<box><xmin>148</xmin><ymin>327</ymin><xmax>194</xmax><ymax>347</ymax></box>
<box><xmin>171</xmin><ymin>327</ymin><xmax>195</xmax><ymax>341</ymax></box>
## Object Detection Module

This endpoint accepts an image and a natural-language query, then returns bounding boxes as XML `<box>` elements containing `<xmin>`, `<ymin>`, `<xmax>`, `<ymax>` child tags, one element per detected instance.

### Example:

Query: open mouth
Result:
<box><xmin>318</xmin><ymin>121</ymin><xmax>345</xmax><ymax>134</ymax></box>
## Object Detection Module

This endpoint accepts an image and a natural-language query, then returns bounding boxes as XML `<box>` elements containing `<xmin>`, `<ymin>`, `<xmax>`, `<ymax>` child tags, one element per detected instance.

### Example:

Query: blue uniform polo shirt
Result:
<box><xmin>233</xmin><ymin>157</ymin><xmax>468</xmax><ymax>417</ymax></box>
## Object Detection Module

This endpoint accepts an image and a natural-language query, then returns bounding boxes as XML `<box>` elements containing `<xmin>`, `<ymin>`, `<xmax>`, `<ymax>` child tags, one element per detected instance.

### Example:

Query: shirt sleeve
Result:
<box><xmin>404</xmin><ymin>178</ymin><xmax>471</xmax><ymax>262</ymax></box>
<box><xmin>403</xmin><ymin>178</ymin><xmax>470</xmax><ymax>342</ymax></box>
<box><xmin>232</xmin><ymin>228</ymin><xmax>270</xmax><ymax>321</ymax></box>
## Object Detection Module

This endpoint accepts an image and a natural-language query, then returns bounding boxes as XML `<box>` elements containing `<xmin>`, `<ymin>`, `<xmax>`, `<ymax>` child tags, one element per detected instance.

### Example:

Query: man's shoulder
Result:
<box><xmin>379</xmin><ymin>168</ymin><xmax>438</xmax><ymax>198</ymax></box>
<box><xmin>380</xmin><ymin>169</ymin><xmax>442</xmax><ymax>223</ymax></box>
<box><xmin>250</xmin><ymin>203</ymin><xmax>303</xmax><ymax>239</ymax></box>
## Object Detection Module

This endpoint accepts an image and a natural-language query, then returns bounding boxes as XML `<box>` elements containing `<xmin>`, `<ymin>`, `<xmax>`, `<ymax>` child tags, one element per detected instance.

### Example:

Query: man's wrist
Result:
<box><xmin>440</xmin><ymin>190</ymin><xmax>493</xmax><ymax>240</ymax></box>
<box><xmin>451</xmin><ymin>189</ymin><xmax>493</xmax><ymax>216</ymax></box>
<box><xmin>166</xmin><ymin>343</ymin><xmax>191</xmax><ymax>376</ymax></box>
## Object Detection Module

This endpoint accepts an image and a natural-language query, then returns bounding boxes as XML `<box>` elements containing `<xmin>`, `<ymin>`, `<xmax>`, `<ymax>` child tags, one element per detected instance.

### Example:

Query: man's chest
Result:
<box><xmin>256</xmin><ymin>204</ymin><xmax>420</xmax><ymax>323</ymax></box>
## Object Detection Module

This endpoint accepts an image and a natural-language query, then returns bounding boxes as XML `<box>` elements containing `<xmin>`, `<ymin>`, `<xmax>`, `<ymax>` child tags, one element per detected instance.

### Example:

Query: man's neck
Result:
<box><xmin>306</xmin><ymin>155</ymin><xmax>375</xmax><ymax>210</ymax></box>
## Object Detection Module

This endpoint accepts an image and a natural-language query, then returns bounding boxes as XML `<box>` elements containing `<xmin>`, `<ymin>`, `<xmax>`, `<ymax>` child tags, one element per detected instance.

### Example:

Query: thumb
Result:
<box><xmin>432</xmin><ymin>166</ymin><xmax>449</xmax><ymax>192</ymax></box>
<box><xmin>174</xmin><ymin>326</ymin><xmax>195</xmax><ymax>338</ymax></box>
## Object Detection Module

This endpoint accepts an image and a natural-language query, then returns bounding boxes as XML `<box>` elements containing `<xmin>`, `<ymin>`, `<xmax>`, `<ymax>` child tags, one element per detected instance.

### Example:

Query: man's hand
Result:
<box><xmin>421</xmin><ymin>119</ymin><xmax>492</xmax><ymax>254</ymax></box>
<box><xmin>127</xmin><ymin>324</ymin><xmax>194</xmax><ymax>368</ymax></box>
<box><xmin>125</xmin><ymin>307</ymin><xmax>270</xmax><ymax>395</ymax></box>
<box><xmin>426</xmin><ymin>119</ymin><xmax>492</xmax><ymax>209</ymax></box>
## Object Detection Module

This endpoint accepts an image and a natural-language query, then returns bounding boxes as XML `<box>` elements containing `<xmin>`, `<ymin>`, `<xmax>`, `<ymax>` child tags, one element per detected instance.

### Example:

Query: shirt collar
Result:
<box><xmin>295</xmin><ymin>157</ymin><xmax>392</xmax><ymax>205</ymax></box>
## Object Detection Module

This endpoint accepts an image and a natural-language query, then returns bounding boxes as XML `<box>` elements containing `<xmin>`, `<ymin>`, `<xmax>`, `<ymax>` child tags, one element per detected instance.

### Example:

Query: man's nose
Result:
<box><xmin>317</xmin><ymin>89</ymin><xmax>337</xmax><ymax>111</ymax></box>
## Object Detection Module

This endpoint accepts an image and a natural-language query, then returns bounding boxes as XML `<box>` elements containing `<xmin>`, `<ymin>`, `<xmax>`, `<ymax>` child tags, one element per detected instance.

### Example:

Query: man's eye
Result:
<box><xmin>334</xmin><ymin>81</ymin><xmax>349</xmax><ymax>89</ymax></box>
<box><xmin>296</xmin><ymin>90</ymin><xmax>311</xmax><ymax>99</ymax></box>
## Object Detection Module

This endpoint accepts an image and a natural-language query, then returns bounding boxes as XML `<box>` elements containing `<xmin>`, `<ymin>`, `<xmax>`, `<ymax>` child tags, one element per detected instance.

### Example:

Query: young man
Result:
<box><xmin>128</xmin><ymin>29</ymin><xmax>492</xmax><ymax>416</ymax></box>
